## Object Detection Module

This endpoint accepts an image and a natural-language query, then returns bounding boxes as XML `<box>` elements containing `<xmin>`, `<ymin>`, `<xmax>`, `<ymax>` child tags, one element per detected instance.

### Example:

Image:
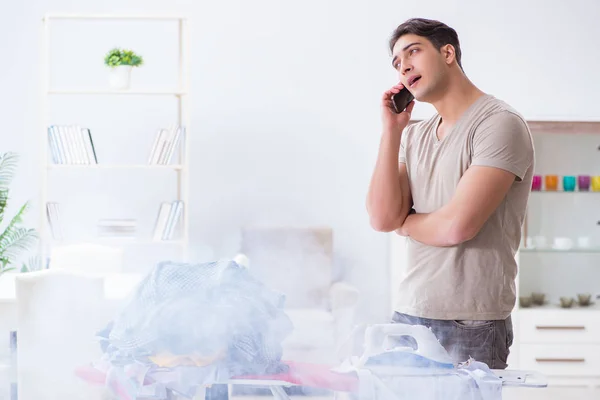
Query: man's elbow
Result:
<box><xmin>369</xmin><ymin>217</ymin><xmax>395</xmax><ymax>232</ymax></box>
<box><xmin>446</xmin><ymin>222</ymin><xmax>479</xmax><ymax>246</ymax></box>
<box><xmin>369</xmin><ymin>214</ymin><xmax>403</xmax><ymax>232</ymax></box>
<box><xmin>367</xmin><ymin>203</ymin><xmax>404</xmax><ymax>232</ymax></box>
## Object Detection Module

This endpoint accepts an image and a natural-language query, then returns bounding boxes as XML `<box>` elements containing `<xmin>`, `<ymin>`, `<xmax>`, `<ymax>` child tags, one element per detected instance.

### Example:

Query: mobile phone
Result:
<box><xmin>391</xmin><ymin>87</ymin><xmax>414</xmax><ymax>114</ymax></box>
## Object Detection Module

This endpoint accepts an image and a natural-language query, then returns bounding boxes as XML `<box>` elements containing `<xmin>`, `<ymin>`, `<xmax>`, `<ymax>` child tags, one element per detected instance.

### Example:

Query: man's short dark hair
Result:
<box><xmin>389</xmin><ymin>18</ymin><xmax>463</xmax><ymax>70</ymax></box>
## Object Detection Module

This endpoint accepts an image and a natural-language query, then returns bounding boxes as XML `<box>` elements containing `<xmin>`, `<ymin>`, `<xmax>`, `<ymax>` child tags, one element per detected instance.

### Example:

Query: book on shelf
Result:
<box><xmin>153</xmin><ymin>200</ymin><xmax>184</xmax><ymax>241</ymax></box>
<box><xmin>148</xmin><ymin>125</ymin><xmax>185</xmax><ymax>165</ymax></box>
<box><xmin>44</xmin><ymin>202</ymin><xmax>184</xmax><ymax>243</ymax></box>
<box><xmin>46</xmin><ymin>202</ymin><xmax>63</xmax><ymax>240</ymax></box>
<box><xmin>47</xmin><ymin>124</ymin><xmax>97</xmax><ymax>165</ymax></box>
<box><xmin>97</xmin><ymin>218</ymin><xmax>137</xmax><ymax>238</ymax></box>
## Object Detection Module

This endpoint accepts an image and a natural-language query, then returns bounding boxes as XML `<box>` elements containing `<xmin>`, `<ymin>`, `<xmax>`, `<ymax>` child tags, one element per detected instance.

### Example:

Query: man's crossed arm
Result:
<box><xmin>395</xmin><ymin>165</ymin><xmax>516</xmax><ymax>246</ymax></box>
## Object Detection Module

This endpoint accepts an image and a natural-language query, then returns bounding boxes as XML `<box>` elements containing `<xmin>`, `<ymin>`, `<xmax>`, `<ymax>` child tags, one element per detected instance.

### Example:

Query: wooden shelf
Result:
<box><xmin>530</xmin><ymin>190</ymin><xmax>600</xmax><ymax>194</ymax></box>
<box><xmin>408</xmin><ymin>119</ymin><xmax>600</xmax><ymax>134</ymax></box>
<box><xmin>528</xmin><ymin>120</ymin><xmax>600</xmax><ymax>134</ymax></box>
<box><xmin>519</xmin><ymin>247</ymin><xmax>600</xmax><ymax>254</ymax></box>
<box><xmin>518</xmin><ymin>304</ymin><xmax>600</xmax><ymax>312</ymax></box>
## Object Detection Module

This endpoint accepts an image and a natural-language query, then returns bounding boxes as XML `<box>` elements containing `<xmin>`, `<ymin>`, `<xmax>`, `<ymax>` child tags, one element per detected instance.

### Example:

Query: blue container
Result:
<box><xmin>563</xmin><ymin>176</ymin><xmax>576</xmax><ymax>191</ymax></box>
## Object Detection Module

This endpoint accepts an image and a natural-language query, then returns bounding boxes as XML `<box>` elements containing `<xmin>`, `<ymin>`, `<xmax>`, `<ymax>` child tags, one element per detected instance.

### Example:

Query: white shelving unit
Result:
<box><xmin>512</xmin><ymin>120</ymin><xmax>600</xmax><ymax>389</ymax></box>
<box><xmin>39</xmin><ymin>13</ymin><xmax>191</xmax><ymax>262</ymax></box>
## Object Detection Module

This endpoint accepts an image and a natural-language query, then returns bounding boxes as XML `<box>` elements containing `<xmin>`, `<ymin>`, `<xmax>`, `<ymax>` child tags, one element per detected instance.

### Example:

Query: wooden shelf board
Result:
<box><xmin>408</xmin><ymin>119</ymin><xmax>600</xmax><ymax>134</ymax></box>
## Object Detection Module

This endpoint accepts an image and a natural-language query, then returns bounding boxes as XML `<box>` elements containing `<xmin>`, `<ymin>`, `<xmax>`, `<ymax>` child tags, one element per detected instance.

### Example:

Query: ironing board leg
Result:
<box><xmin>269</xmin><ymin>386</ymin><xmax>290</xmax><ymax>400</ymax></box>
<box><xmin>206</xmin><ymin>384</ymin><xmax>229</xmax><ymax>400</ymax></box>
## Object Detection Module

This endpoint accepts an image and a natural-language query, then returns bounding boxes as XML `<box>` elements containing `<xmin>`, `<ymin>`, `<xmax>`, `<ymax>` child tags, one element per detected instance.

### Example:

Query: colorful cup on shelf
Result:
<box><xmin>531</xmin><ymin>175</ymin><xmax>542</xmax><ymax>191</ymax></box>
<box><xmin>578</xmin><ymin>175</ymin><xmax>591</xmax><ymax>191</ymax></box>
<box><xmin>545</xmin><ymin>175</ymin><xmax>558</xmax><ymax>191</ymax></box>
<box><xmin>592</xmin><ymin>176</ymin><xmax>600</xmax><ymax>192</ymax></box>
<box><xmin>563</xmin><ymin>176</ymin><xmax>576</xmax><ymax>192</ymax></box>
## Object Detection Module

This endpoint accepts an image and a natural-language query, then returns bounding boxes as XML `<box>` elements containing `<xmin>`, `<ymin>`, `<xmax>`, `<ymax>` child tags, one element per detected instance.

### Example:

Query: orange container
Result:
<box><xmin>545</xmin><ymin>175</ymin><xmax>558</xmax><ymax>191</ymax></box>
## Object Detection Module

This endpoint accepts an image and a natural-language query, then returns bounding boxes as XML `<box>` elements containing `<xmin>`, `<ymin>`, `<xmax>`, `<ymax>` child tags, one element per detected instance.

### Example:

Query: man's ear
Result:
<box><xmin>442</xmin><ymin>44</ymin><xmax>455</xmax><ymax>65</ymax></box>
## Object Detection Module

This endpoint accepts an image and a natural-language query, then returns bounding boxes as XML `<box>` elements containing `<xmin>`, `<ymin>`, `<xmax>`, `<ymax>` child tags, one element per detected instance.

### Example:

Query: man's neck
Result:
<box><xmin>431</xmin><ymin>74</ymin><xmax>486</xmax><ymax>126</ymax></box>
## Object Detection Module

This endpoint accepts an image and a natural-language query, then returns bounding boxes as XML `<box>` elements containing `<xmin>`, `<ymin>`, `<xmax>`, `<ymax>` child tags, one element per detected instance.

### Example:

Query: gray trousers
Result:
<box><xmin>391</xmin><ymin>312</ymin><xmax>513</xmax><ymax>369</ymax></box>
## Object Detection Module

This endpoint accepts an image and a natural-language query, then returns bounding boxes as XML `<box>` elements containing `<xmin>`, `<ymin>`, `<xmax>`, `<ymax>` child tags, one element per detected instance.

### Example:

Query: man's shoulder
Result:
<box><xmin>474</xmin><ymin>95</ymin><xmax>530</xmax><ymax>132</ymax></box>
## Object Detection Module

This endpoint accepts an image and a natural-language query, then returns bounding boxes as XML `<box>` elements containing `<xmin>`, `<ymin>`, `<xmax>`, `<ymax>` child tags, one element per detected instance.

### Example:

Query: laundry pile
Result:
<box><xmin>84</xmin><ymin>258</ymin><xmax>294</xmax><ymax>399</ymax></box>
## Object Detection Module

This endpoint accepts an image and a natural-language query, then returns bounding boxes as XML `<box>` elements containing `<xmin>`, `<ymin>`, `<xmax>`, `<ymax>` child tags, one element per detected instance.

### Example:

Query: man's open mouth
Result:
<box><xmin>408</xmin><ymin>76</ymin><xmax>421</xmax><ymax>87</ymax></box>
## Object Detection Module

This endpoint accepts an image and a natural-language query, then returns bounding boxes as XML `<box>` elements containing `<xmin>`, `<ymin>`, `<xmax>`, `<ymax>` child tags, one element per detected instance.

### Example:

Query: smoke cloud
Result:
<box><xmin>10</xmin><ymin>226</ymin><xmax>362</xmax><ymax>399</ymax></box>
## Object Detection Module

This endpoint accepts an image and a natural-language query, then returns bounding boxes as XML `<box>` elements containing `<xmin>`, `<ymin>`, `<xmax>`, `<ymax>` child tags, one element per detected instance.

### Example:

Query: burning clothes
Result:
<box><xmin>88</xmin><ymin>259</ymin><xmax>294</xmax><ymax>399</ymax></box>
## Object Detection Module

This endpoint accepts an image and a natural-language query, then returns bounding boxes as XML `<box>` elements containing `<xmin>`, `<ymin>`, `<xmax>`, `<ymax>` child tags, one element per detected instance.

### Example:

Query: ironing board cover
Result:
<box><xmin>75</xmin><ymin>360</ymin><xmax>359</xmax><ymax>396</ymax></box>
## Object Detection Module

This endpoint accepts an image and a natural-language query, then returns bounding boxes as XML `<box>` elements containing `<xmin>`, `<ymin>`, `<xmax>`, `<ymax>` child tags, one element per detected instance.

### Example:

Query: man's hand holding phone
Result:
<box><xmin>382</xmin><ymin>83</ymin><xmax>415</xmax><ymax>136</ymax></box>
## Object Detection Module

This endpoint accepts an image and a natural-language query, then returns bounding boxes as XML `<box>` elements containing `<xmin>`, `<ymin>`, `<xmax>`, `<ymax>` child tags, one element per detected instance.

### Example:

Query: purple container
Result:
<box><xmin>578</xmin><ymin>175</ymin><xmax>591</xmax><ymax>191</ymax></box>
<box><xmin>531</xmin><ymin>175</ymin><xmax>542</xmax><ymax>191</ymax></box>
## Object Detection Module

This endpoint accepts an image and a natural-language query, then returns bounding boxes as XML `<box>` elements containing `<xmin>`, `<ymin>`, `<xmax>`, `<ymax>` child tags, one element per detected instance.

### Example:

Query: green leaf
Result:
<box><xmin>131</xmin><ymin>55</ymin><xmax>143</xmax><ymax>67</ymax></box>
<box><xmin>0</xmin><ymin>201</ymin><xmax>37</xmax><ymax>264</ymax></box>
<box><xmin>1</xmin><ymin>266</ymin><xmax>16</xmax><ymax>275</ymax></box>
<box><xmin>0</xmin><ymin>190</ymin><xmax>7</xmax><ymax>227</ymax></box>
<box><xmin>103</xmin><ymin>48</ymin><xmax>143</xmax><ymax>67</ymax></box>
<box><xmin>0</xmin><ymin>227</ymin><xmax>38</xmax><ymax>264</ymax></box>
<box><xmin>0</xmin><ymin>152</ymin><xmax>39</xmax><ymax>272</ymax></box>
<box><xmin>21</xmin><ymin>255</ymin><xmax>42</xmax><ymax>273</ymax></box>
<box><xmin>0</xmin><ymin>152</ymin><xmax>19</xmax><ymax>189</ymax></box>
<box><xmin>5</xmin><ymin>201</ymin><xmax>28</xmax><ymax>227</ymax></box>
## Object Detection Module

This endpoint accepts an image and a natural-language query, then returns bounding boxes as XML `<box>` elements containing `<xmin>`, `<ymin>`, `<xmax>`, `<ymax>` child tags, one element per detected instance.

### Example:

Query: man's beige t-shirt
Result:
<box><xmin>395</xmin><ymin>94</ymin><xmax>535</xmax><ymax>321</ymax></box>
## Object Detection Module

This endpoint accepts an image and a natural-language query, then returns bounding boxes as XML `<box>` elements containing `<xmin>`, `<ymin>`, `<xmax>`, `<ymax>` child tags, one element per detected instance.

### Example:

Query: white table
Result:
<box><xmin>0</xmin><ymin>271</ymin><xmax>143</xmax><ymax>332</ymax></box>
<box><xmin>0</xmin><ymin>271</ymin><xmax>144</xmax><ymax>400</ymax></box>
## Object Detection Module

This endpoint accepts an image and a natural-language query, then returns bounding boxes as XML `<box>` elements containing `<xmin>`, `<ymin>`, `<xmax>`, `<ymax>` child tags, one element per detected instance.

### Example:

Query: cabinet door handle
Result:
<box><xmin>535</xmin><ymin>358</ymin><xmax>585</xmax><ymax>363</ymax></box>
<box><xmin>535</xmin><ymin>326</ymin><xmax>585</xmax><ymax>330</ymax></box>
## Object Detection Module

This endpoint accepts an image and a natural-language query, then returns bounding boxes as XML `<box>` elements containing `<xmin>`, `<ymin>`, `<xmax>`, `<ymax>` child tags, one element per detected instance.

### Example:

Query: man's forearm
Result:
<box><xmin>400</xmin><ymin>208</ymin><xmax>468</xmax><ymax>247</ymax></box>
<box><xmin>366</xmin><ymin>132</ymin><xmax>410</xmax><ymax>231</ymax></box>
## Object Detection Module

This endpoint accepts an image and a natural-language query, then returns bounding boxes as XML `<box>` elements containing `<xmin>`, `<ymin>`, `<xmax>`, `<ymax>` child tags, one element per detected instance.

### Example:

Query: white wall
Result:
<box><xmin>2</xmin><ymin>0</ymin><xmax>600</xmax><ymax>323</ymax></box>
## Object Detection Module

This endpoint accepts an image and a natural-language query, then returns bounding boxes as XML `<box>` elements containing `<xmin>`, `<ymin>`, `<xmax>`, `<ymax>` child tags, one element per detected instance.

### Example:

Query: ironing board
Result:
<box><xmin>75</xmin><ymin>360</ymin><xmax>547</xmax><ymax>400</ymax></box>
<box><xmin>75</xmin><ymin>361</ymin><xmax>357</xmax><ymax>400</ymax></box>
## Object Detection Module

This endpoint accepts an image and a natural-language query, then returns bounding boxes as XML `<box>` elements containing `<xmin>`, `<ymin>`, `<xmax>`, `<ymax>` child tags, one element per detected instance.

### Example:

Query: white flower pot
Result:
<box><xmin>108</xmin><ymin>65</ymin><xmax>132</xmax><ymax>90</ymax></box>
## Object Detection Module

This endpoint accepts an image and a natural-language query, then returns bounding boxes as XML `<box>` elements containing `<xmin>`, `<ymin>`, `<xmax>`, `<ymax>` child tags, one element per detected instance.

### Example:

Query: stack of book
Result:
<box><xmin>47</xmin><ymin>125</ymin><xmax>98</xmax><ymax>164</ymax></box>
<box><xmin>44</xmin><ymin>203</ymin><xmax>184</xmax><ymax>243</ymax></box>
<box><xmin>148</xmin><ymin>125</ymin><xmax>185</xmax><ymax>165</ymax></box>
<box><xmin>97</xmin><ymin>219</ymin><xmax>137</xmax><ymax>238</ymax></box>
<box><xmin>46</xmin><ymin>202</ymin><xmax>63</xmax><ymax>240</ymax></box>
<box><xmin>153</xmin><ymin>200</ymin><xmax>184</xmax><ymax>241</ymax></box>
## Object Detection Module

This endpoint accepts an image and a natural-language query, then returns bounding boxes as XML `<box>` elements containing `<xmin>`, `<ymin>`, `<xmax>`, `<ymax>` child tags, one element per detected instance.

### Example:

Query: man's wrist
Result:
<box><xmin>403</xmin><ymin>209</ymin><xmax>418</xmax><ymax>235</ymax></box>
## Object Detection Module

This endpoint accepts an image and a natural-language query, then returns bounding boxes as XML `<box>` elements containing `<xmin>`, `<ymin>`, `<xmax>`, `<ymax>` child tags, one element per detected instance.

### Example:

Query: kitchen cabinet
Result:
<box><xmin>513</xmin><ymin>120</ymin><xmax>600</xmax><ymax>388</ymax></box>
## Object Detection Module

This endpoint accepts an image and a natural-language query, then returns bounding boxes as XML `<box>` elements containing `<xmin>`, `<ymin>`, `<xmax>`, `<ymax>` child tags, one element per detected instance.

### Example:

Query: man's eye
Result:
<box><xmin>410</xmin><ymin>49</ymin><xmax>418</xmax><ymax>55</ymax></box>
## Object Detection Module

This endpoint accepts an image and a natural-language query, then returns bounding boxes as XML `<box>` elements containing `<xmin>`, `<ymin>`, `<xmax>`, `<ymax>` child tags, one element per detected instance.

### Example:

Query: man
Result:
<box><xmin>366</xmin><ymin>18</ymin><xmax>534</xmax><ymax>369</ymax></box>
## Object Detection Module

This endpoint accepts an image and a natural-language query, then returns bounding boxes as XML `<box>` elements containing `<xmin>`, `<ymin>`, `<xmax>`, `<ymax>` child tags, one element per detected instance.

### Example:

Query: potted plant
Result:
<box><xmin>104</xmin><ymin>47</ymin><xmax>144</xmax><ymax>90</ymax></box>
<box><xmin>0</xmin><ymin>152</ymin><xmax>38</xmax><ymax>277</ymax></box>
